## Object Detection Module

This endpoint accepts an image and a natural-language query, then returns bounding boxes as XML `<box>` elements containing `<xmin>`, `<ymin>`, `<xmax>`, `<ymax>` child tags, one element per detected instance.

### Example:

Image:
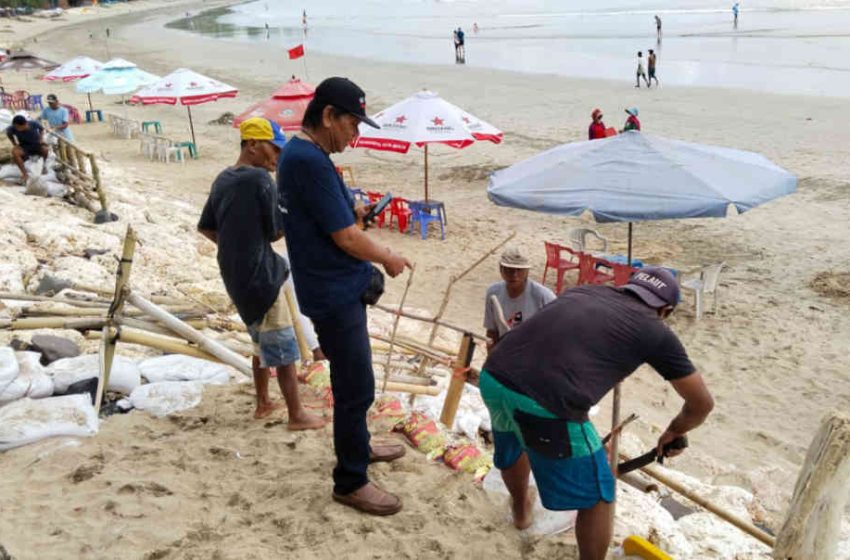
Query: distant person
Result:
<box><xmin>105</xmin><ymin>27</ymin><xmax>110</xmax><ymax>38</ymax></box>
<box><xmin>588</xmin><ymin>108</ymin><xmax>607</xmax><ymax>140</ymax></box>
<box><xmin>302</xmin><ymin>9</ymin><xmax>308</xmax><ymax>30</ymax></box>
<box><xmin>453</xmin><ymin>28</ymin><xmax>460</xmax><ymax>62</ymax></box>
<box><xmin>484</xmin><ymin>247</ymin><xmax>555</xmax><ymax>348</ymax></box>
<box><xmin>41</xmin><ymin>94</ymin><xmax>73</xmax><ymax>141</ymax></box>
<box><xmin>647</xmin><ymin>49</ymin><xmax>659</xmax><ymax>87</ymax></box>
<box><xmin>621</xmin><ymin>107</ymin><xmax>641</xmax><ymax>132</ymax></box>
<box><xmin>457</xmin><ymin>26</ymin><xmax>466</xmax><ymax>62</ymax></box>
<box><xmin>473</xmin><ymin>22</ymin><xmax>480</xmax><ymax>34</ymax></box>
<box><xmin>5</xmin><ymin>115</ymin><xmax>48</xmax><ymax>185</ymax></box>
<box><xmin>635</xmin><ymin>51</ymin><xmax>649</xmax><ymax>88</ymax></box>
<box><xmin>733</xmin><ymin>3</ymin><xmax>739</xmax><ymax>27</ymax></box>
<box><xmin>198</xmin><ymin>117</ymin><xmax>325</xmax><ymax>429</ymax></box>
<box><xmin>655</xmin><ymin>14</ymin><xmax>662</xmax><ymax>40</ymax></box>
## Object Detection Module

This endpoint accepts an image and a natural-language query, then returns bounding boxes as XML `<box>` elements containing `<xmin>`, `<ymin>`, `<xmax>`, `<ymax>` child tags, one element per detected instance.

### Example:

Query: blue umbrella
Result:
<box><xmin>488</xmin><ymin>130</ymin><xmax>796</xmax><ymax>261</ymax></box>
<box><xmin>75</xmin><ymin>58</ymin><xmax>159</xmax><ymax>95</ymax></box>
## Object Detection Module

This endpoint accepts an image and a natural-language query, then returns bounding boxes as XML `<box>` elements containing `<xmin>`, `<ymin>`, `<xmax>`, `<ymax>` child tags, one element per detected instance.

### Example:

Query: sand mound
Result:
<box><xmin>811</xmin><ymin>271</ymin><xmax>850</xmax><ymax>300</ymax></box>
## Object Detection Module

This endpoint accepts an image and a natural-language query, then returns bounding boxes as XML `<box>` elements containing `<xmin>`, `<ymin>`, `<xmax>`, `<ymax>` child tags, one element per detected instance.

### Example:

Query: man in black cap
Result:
<box><xmin>479</xmin><ymin>267</ymin><xmax>714</xmax><ymax>559</ymax></box>
<box><xmin>277</xmin><ymin>77</ymin><xmax>412</xmax><ymax>516</ymax></box>
<box><xmin>41</xmin><ymin>94</ymin><xmax>73</xmax><ymax>142</ymax></box>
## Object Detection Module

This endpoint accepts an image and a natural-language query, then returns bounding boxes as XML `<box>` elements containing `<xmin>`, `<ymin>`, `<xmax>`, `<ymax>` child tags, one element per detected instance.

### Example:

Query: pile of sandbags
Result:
<box><xmin>0</xmin><ymin>348</ymin><xmax>54</xmax><ymax>404</ymax></box>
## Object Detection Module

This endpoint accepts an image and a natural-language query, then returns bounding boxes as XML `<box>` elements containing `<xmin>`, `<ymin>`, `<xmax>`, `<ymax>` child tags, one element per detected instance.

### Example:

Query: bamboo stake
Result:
<box><xmin>88</xmin><ymin>327</ymin><xmax>222</xmax><ymax>363</ymax></box>
<box><xmin>0</xmin><ymin>292</ymin><xmax>109</xmax><ymax>308</ymax></box>
<box><xmin>440</xmin><ymin>333</ymin><xmax>475</xmax><ymax>428</ymax></box>
<box><xmin>0</xmin><ymin>316</ymin><xmax>105</xmax><ymax>331</ymax></box>
<box><xmin>282</xmin><ymin>283</ymin><xmax>311</xmax><ymax>363</ymax></box>
<box><xmin>370</xmin><ymin>333</ymin><xmax>452</xmax><ymax>364</ymax></box>
<box><xmin>372</xmin><ymin>304</ymin><xmax>487</xmax><ymax>343</ymax></box>
<box><xmin>384</xmin><ymin>381</ymin><xmax>441</xmax><ymax>396</ymax></box>
<box><xmin>127</xmin><ymin>292</ymin><xmax>252</xmax><ymax>377</ymax></box>
<box><xmin>18</xmin><ymin>305</ymin><xmax>205</xmax><ymax>318</ymax></box>
<box><xmin>381</xmin><ymin>267</ymin><xmax>415</xmax><ymax>393</ymax></box>
<box><xmin>88</xmin><ymin>153</ymin><xmax>107</xmax><ymax>212</ymax></box>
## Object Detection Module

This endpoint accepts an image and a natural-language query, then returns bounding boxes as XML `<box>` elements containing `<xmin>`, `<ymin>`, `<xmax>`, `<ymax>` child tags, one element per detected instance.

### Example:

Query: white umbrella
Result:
<box><xmin>44</xmin><ymin>56</ymin><xmax>104</xmax><ymax>112</ymax></box>
<box><xmin>352</xmin><ymin>90</ymin><xmax>502</xmax><ymax>200</ymax></box>
<box><xmin>131</xmin><ymin>68</ymin><xmax>238</xmax><ymax>148</ymax></box>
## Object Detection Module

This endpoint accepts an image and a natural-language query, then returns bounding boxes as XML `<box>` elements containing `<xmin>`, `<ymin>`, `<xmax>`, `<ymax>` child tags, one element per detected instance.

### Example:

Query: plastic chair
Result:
<box><xmin>27</xmin><ymin>94</ymin><xmax>43</xmax><ymax>110</ymax></box>
<box><xmin>568</xmin><ymin>227</ymin><xmax>609</xmax><ymax>252</ymax></box>
<box><xmin>611</xmin><ymin>262</ymin><xmax>638</xmax><ymax>286</ymax></box>
<box><xmin>542</xmin><ymin>242</ymin><xmax>580</xmax><ymax>294</ymax></box>
<box><xmin>142</xmin><ymin>120</ymin><xmax>162</xmax><ymax>134</ymax></box>
<box><xmin>347</xmin><ymin>187</ymin><xmax>367</xmax><ymax>204</ymax></box>
<box><xmin>578</xmin><ymin>253</ymin><xmax>615</xmax><ymax>285</ymax></box>
<box><xmin>411</xmin><ymin>206</ymin><xmax>445</xmax><ymax>240</ymax></box>
<box><xmin>85</xmin><ymin>109</ymin><xmax>104</xmax><ymax>123</ymax></box>
<box><xmin>175</xmin><ymin>141</ymin><xmax>198</xmax><ymax>159</ymax></box>
<box><xmin>680</xmin><ymin>262</ymin><xmax>725</xmax><ymax>320</ymax></box>
<box><xmin>388</xmin><ymin>197</ymin><xmax>412</xmax><ymax>233</ymax></box>
<box><xmin>62</xmin><ymin>104</ymin><xmax>81</xmax><ymax>124</ymax></box>
<box><xmin>10</xmin><ymin>90</ymin><xmax>29</xmax><ymax>110</ymax></box>
<box><xmin>366</xmin><ymin>191</ymin><xmax>387</xmax><ymax>228</ymax></box>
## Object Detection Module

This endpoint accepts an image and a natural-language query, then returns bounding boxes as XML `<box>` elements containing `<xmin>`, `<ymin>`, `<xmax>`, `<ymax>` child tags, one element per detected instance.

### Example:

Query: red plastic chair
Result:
<box><xmin>388</xmin><ymin>197</ymin><xmax>412</xmax><ymax>233</ymax></box>
<box><xmin>612</xmin><ymin>262</ymin><xmax>638</xmax><ymax>286</ymax></box>
<box><xmin>366</xmin><ymin>191</ymin><xmax>387</xmax><ymax>228</ymax></box>
<box><xmin>542</xmin><ymin>242</ymin><xmax>580</xmax><ymax>294</ymax></box>
<box><xmin>578</xmin><ymin>253</ymin><xmax>615</xmax><ymax>285</ymax></box>
<box><xmin>10</xmin><ymin>90</ymin><xmax>29</xmax><ymax>110</ymax></box>
<box><xmin>62</xmin><ymin>104</ymin><xmax>82</xmax><ymax>124</ymax></box>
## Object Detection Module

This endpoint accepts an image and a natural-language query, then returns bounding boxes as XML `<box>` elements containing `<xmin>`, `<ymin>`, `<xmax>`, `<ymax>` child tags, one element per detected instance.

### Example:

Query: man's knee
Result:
<box><xmin>11</xmin><ymin>146</ymin><xmax>24</xmax><ymax>158</ymax></box>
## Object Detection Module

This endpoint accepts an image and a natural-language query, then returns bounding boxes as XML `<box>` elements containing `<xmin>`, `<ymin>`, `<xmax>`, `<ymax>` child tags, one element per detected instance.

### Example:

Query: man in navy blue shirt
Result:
<box><xmin>278</xmin><ymin>77</ymin><xmax>411</xmax><ymax>516</ymax></box>
<box><xmin>6</xmin><ymin>115</ymin><xmax>49</xmax><ymax>184</ymax></box>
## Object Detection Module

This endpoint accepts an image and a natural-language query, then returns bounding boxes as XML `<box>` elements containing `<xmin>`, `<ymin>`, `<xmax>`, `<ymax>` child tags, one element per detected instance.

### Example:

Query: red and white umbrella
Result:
<box><xmin>131</xmin><ymin>68</ymin><xmax>238</xmax><ymax>147</ymax></box>
<box><xmin>352</xmin><ymin>90</ymin><xmax>503</xmax><ymax>200</ymax></box>
<box><xmin>233</xmin><ymin>77</ymin><xmax>315</xmax><ymax>131</ymax></box>
<box><xmin>43</xmin><ymin>56</ymin><xmax>103</xmax><ymax>82</ymax></box>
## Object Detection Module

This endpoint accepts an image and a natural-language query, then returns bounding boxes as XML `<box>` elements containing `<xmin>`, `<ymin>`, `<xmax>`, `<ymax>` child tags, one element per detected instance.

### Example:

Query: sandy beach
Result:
<box><xmin>1</xmin><ymin>0</ymin><xmax>849</xmax><ymax>558</ymax></box>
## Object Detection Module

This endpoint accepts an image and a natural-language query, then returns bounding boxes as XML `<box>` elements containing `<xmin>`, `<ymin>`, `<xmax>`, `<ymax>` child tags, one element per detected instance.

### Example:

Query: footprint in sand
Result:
<box><xmin>118</xmin><ymin>482</ymin><xmax>173</xmax><ymax>497</ymax></box>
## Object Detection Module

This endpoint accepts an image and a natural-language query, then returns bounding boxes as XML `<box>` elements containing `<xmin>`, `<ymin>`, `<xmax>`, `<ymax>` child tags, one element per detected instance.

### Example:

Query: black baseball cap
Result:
<box><xmin>623</xmin><ymin>266</ymin><xmax>680</xmax><ymax>309</ymax></box>
<box><xmin>47</xmin><ymin>93</ymin><xmax>58</xmax><ymax>102</ymax></box>
<box><xmin>313</xmin><ymin>77</ymin><xmax>380</xmax><ymax>129</ymax></box>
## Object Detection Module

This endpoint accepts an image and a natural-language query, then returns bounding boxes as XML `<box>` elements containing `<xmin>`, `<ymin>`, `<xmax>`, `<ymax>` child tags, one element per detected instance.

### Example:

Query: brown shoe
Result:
<box><xmin>369</xmin><ymin>440</ymin><xmax>406</xmax><ymax>463</ymax></box>
<box><xmin>332</xmin><ymin>482</ymin><xmax>402</xmax><ymax>516</ymax></box>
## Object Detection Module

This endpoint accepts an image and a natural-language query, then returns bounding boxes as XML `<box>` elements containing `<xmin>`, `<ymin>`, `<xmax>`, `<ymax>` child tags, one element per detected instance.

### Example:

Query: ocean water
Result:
<box><xmin>170</xmin><ymin>0</ymin><xmax>850</xmax><ymax>97</ymax></box>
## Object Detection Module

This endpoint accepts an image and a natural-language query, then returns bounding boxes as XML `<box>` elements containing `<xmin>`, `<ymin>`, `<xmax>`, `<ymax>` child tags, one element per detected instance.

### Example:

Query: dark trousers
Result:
<box><xmin>313</xmin><ymin>302</ymin><xmax>374</xmax><ymax>495</ymax></box>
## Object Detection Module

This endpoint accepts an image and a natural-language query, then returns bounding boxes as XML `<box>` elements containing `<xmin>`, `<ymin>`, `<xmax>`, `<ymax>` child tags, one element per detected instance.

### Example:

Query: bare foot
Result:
<box><xmin>287</xmin><ymin>411</ymin><xmax>327</xmax><ymax>431</ymax></box>
<box><xmin>254</xmin><ymin>401</ymin><xmax>284</xmax><ymax>419</ymax></box>
<box><xmin>513</xmin><ymin>491</ymin><xmax>535</xmax><ymax>530</ymax></box>
<box><xmin>20</xmin><ymin>174</ymin><xmax>29</xmax><ymax>185</ymax></box>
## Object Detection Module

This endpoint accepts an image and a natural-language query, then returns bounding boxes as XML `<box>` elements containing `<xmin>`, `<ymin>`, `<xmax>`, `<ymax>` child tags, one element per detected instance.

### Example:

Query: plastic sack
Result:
<box><xmin>302</xmin><ymin>360</ymin><xmax>330</xmax><ymax>389</ymax></box>
<box><xmin>129</xmin><ymin>381</ymin><xmax>203</xmax><ymax>417</ymax></box>
<box><xmin>443</xmin><ymin>442</ymin><xmax>493</xmax><ymax>481</ymax></box>
<box><xmin>393</xmin><ymin>412</ymin><xmax>447</xmax><ymax>458</ymax></box>
<box><xmin>138</xmin><ymin>355</ymin><xmax>230</xmax><ymax>385</ymax></box>
<box><xmin>25</xmin><ymin>176</ymin><xmax>67</xmax><ymax>198</ymax></box>
<box><xmin>0</xmin><ymin>394</ymin><xmax>98</xmax><ymax>451</ymax></box>
<box><xmin>369</xmin><ymin>395</ymin><xmax>407</xmax><ymax>422</ymax></box>
<box><xmin>482</xmin><ymin>467</ymin><xmax>577</xmax><ymax>537</ymax></box>
<box><xmin>47</xmin><ymin>353</ymin><xmax>141</xmax><ymax>394</ymax></box>
<box><xmin>0</xmin><ymin>347</ymin><xmax>20</xmax><ymax>396</ymax></box>
<box><xmin>0</xmin><ymin>352</ymin><xmax>54</xmax><ymax>404</ymax></box>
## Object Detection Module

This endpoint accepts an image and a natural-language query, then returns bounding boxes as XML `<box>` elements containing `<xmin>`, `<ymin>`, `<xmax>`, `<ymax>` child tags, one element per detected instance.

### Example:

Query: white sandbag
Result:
<box><xmin>46</xmin><ymin>353</ymin><xmax>141</xmax><ymax>394</ymax></box>
<box><xmin>0</xmin><ymin>394</ymin><xmax>98</xmax><ymax>451</ymax></box>
<box><xmin>0</xmin><ymin>164</ymin><xmax>22</xmax><ymax>181</ymax></box>
<box><xmin>138</xmin><ymin>355</ymin><xmax>231</xmax><ymax>385</ymax></box>
<box><xmin>0</xmin><ymin>109</ymin><xmax>12</xmax><ymax>129</ymax></box>
<box><xmin>0</xmin><ymin>347</ymin><xmax>21</xmax><ymax>397</ymax></box>
<box><xmin>15</xmin><ymin>352</ymin><xmax>54</xmax><ymax>399</ymax></box>
<box><xmin>129</xmin><ymin>381</ymin><xmax>203</xmax><ymax>417</ymax></box>
<box><xmin>25</xmin><ymin>176</ymin><xmax>67</xmax><ymax>198</ymax></box>
<box><xmin>482</xmin><ymin>467</ymin><xmax>577</xmax><ymax>537</ymax></box>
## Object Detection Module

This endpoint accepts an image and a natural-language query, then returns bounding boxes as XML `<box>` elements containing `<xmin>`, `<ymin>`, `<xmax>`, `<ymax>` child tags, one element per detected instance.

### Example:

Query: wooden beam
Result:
<box><xmin>439</xmin><ymin>332</ymin><xmax>475</xmax><ymax>428</ymax></box>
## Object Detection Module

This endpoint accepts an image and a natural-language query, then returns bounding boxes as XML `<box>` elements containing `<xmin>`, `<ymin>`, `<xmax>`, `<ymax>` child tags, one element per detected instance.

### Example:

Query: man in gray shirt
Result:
<box><xmin>484</xmin><ymin>246</ymin><xmax>556</xmax><ymax>347</ymax></box>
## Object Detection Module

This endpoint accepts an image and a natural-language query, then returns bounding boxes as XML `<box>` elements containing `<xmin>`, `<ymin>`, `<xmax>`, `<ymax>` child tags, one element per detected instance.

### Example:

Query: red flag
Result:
<box><xmin>288</xmin><ymin>44</ymin><xmax>305</xmax><ymax>60</ymax></box>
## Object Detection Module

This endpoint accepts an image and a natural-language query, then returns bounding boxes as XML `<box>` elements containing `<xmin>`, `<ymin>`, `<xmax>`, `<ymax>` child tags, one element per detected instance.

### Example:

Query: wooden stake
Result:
<box><xmin>0</xmin><ymin>316</ymin><xmax>106</xmax><ymax>331</ymax></box>
<box><xmin>381</xmin><ymin>267</ymin><xmax>415</xmax><ymax>393</ymax></box>
<box><xmin>372</xmin><ymin>304</ymin><xmax>487</xmax><ymax>342</ymax></box>
<box><xmin>439</xmin><ymin>332</ymin><xmax>475</xmax><ymax>428</ymax></box>
<box><xmin>282</xmin><ymin>283</ymin><xmax>311</xmax><ymax>363</ymax></box>
<box><xmin>384</xmin><ymin>380</ymin><xmax>441</xmax><ymax>397</ymax></box>
<box><xmin>774</xmin><ymin>413</ymin><xmax>850</xmax><ymax>559</ymax></box>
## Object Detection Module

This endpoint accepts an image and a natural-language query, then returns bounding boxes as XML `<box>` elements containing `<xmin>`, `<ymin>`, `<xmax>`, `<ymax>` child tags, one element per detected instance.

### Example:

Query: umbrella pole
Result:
<box><xmin>424</xmin><ymin>143</ymin><xmax>429</xmax><ymax>202</ymax></box>
<box><xmin>87</xmin><ymin>93</ymin><xmax>94</xmax><ymax>113</ymax></box>
<box><xmin>187</xmin><ymin>105</ymin><xmax>197</xmax><ymax>149</ymax></box>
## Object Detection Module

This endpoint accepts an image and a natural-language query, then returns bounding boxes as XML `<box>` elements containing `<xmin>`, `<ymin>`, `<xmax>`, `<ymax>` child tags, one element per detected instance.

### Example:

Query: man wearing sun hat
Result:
<box><xmin>198</xmin><ymin>117</ymin><xmax>324</xmax><ymax>430</ymax></box>
<box><xmin>41</xmin><ymin>94</ymin><xmax>73</xmax><ymax>141</ymax></box>
<box><xmin>479</xmin><ymin>267</ymin><xmax>714</xmax><ymax>559</ymax></box>
<box><xmin>484</xmin><ymin>246</ymin><xmax>555</xmax><ymax>348</ymax></box>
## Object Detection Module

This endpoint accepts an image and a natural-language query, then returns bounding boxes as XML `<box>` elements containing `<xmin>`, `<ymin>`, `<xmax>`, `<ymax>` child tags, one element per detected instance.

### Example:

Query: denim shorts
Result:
<box><xmin>247</xmin><ymin>286</ymin><xmax>299</xmax><ymax>368</ymax></box>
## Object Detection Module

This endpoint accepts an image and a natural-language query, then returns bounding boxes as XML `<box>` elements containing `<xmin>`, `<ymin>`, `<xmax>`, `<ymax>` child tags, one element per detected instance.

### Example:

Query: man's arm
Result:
<box><xmin>657</xmin><ymin>372</ymin><xmax>714</xmax><ymax>457</ymax></box>
<box><xmin>330</xmin><ymin>225</ymin><xmax>410</xmax><ymax>277</ymax></box>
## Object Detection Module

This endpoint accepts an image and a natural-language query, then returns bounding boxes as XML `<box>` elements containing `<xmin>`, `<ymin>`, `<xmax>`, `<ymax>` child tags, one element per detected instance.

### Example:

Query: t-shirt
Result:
<box><xmin>41</xmin><ymin>106</ymin><xmax>73</xmax><ymax>141</ymax></box>
<box><xmin>624</xmin><ymin>115</ymin><xmax>641</xmax><ymax>131</ymax></box>
<box><xmin>483</xmin><ymin>280</ymin><xmax>555</xmax><ymax>337</ymax></box>
<box><xmin>277</xmin><ymin>136</ymin><xmax>371</xmax><ymax>320</ymax></box>
<box><xmin>484</xmin><ymin>285</ymin><xmax>696</xmax><ymax>419</ymax></box>
<box><xmin>6</xmin><ymin>120</ymin><xmax>43</xmax><ymax>151</ymax></box>
<box><xmin>637</xmin><ymin>60</ymin><xmax>645</xmax><ymax>74</ymax></box>
<box><xmin>588</xmin><ymin>121</ymin><xmax>607</xmax><ymax>140</ymax></box>
<box><xmin>457</xmin><ymin>30</ymin><xmax>465</xmax><ymax>44</ymax></box>
<box><xmin>198</xmin><ymin>166</ymin><xmax>288</xmax><ymax>326</ymax></box>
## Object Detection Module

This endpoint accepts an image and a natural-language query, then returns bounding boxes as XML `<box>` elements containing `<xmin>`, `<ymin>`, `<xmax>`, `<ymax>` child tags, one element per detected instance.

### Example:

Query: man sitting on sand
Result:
<box><xmin>588</xmin><ymin>108</ymin><xmax>607</xmax><ymax>140</ymax></box>
<box><xmin>484</xmin><ymin>246</ymin><xmax>555</xmax><ymax>348</ymax></box>
<box><xmin>480</xmin><ymin>267</ymin><xmax>714</xmax><ymax>559</ymax></box>
<box><xmin>198</xmin><ymin>117</ymin><xmax>324</xmax><ymax>430</ymax></box>
<box><xmin>6</xmin><ymin>115</ymin><xmax>48</xmax><ymax>185</ymax></box>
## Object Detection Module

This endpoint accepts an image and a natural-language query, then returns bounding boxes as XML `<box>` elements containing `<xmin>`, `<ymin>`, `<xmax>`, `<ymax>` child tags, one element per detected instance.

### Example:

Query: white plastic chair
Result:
<box><xmin>162</xmin><ymin>141</ymin><xmax>185</xmax><ymax>165</ymax></box>
<box><xmin>568</xmin><ymin>227</ymin><xmax>609</xmax><ymax>252</ymax></box>
<box><xmin>139</xmin><ymin>133</ymin><xmax>157</xmax><ymax>160</ymax></box>
<box><xmin>680</xmin><ymin>262</ymin><xmax>725</xmax><ymax>320</ymax></box>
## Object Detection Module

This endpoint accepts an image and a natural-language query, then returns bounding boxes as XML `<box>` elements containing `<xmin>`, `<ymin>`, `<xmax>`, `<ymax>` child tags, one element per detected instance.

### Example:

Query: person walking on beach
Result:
<box><xmin>484</xmin><ymin>247</ymin><xmax>555</xmax><ymax>349</ymax></box>
<box><xmin>453</xmin><ymin>29</ymin><xmax>460</xmax><ymax>62</ymax></box>
<box><xmin>635</xmin><ymin>51</ymin><xmax>649</xmax><ymax>88</ymax></box>
<box><xmin>6</xmin><ymin>115</ymin><xmax>48</xmax><ymax>185</ymax></box>
<box><xmin>621</xmin><ymin>107</ymin><xmax>641</xmax><ymax>132</ymax></box>
<box><xmin>647</xmin><ymin>49</ymin><xmax>659</xmax><ymax>87</ymax></box>
<box><xmin>479</xmin><ymin>267</ymin><xmax>714</xmax><ymax>559</ymax></box>
<box><xmin>198</xmin><ymin>117</ymin><xmax>325</xmax><ymax>429</ymax></box>
<box><xmin>456</xmin><ymin>27</ymin><xmax>466</xmax><ymax>63</ymax></box>
<box><xmin>654</xmin><ymin>15</ymin><xmax>662</xmax><ymax>41</ymax></box>
<box><xmin>41</xmin><ymin>94</ymin><xmax>73</xmax><ymax>142</ymax></box>
<box><xmin>277</xmin><ymin>77</ymin><xmax>412</xmax><ymax>516</ymax></box>
<box><xmin>733</xmin><ymin>3</ymin><xmax>739</xmax><ymax>27</ymax></box>
<box><xmin>588</xmin><ymin>108</ymin><xmax>607</xmax><ymax>140</ymax></box>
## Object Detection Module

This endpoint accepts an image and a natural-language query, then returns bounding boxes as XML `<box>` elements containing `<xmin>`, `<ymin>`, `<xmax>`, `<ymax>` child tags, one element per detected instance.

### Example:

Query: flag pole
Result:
<box><xmin>301</xmin><ymin>28</ymin><xmax>309</xmax><ymax>80</ymax></box>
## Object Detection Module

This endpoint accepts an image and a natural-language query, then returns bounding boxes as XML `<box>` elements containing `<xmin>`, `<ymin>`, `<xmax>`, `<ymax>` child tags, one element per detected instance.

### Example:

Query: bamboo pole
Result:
<box><xmin>384</xmin><ymin>381</ymin><xmax>441</xmax><ymax>396</ymax></box>
<box><xmin>439</xmin><ymin>333</ymin><xmax>475</xmax><ymax>428</ymax></box>
<box><xmin>88</xmin><ymin>153</ymin><xmax>108</xmax><ymax>212</ymax></box>
<box><xmin>88</xmin><ymin>327</ymin><xmax>222</xmax><ymax>363</ymax></box>
<box><xmin>370</xmin><ymin>333</ymin><xmax>452</xmax><ymax>364</ymax></box>
<box><xmin>0</xmin><ymin>292</ymin><xmax>109</xmax><ymax>308</ymax></box>
<box><xmin>381</xmin><ymin>267</ymin><xmax>415</xmax><ymax>393</ymax></box>
<box><xmin>0</xmin><ymin>316</ymin><xmax>106</xmax><ymax>331</ymax></box>
<box><xmin>372</xmin><ymin>303</ymin><xmax>487</xmax><ymax>342</ymax></box>
<box><xmin>126</xmin><ymin>292</ymin><xmax>252</xmax><ymax>377</ymax></box>
<box><xmin>282</xmin><ymin>284</ymin><xmax>311</xmax><ymax>363</ymax></box>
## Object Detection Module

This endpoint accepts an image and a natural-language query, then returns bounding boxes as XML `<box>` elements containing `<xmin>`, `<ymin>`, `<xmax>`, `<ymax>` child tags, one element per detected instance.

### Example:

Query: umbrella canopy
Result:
<box><xmin>43</xmin><ymin>56</ymin><xmax>103</xmax><ymax>82</ymax></box>
<box><xmin>0</xmin><ymin>50</ymin><xmax>59</xmax><ymax>72</ymax></box>
<box><xmin>233</xmin><ymin>78</ymin><xmax>315</xmax><ymax>131</ymax></box>
<box><xmin>75</xmin><ymin>58</ymin><xmax>160</xmax><ymax>95</ymax></box>
<box><xmin>352</xmin><ymin>90</ymin><xmax>503</xmax><ymax>200</ymax></box>
<box><xmin>488</xmin><ymin>131</ymin><xmax>796</xmax><ymax>223</ymax></box>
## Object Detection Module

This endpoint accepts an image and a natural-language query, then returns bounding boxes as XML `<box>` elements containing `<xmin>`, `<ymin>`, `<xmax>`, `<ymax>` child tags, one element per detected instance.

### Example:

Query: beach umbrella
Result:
<box><xmin>76</xmin><ymin>58</ymin><xmax>160</xmax><ymax>117</ymax></box>
<box><xmin>130</xmin><ymin>68</ymin><xmax>238</xmax><ymax>148</ymax></box>
<box><xmin>487</xmin><ymin>129</ymin><xmax>797</xmax><ymax>480</ymax></box>
<box><xmin>0</xmin><ymin>50</ymin><xmax>59</xmax><ymax>72</ymax></box>
<box><xmin>233</xmin><ymin>77</ymin><xmax>314</xmax><ymax>132</ymax></box>
<box><xmin>352</xmin><ymin>90</ymin><xmax>503</xmax><ymax>201</ymax></box>
<box><xmin>43</xmin><ymin>56</ymin><xmax>104</xmax><ymax>112</ymax></box>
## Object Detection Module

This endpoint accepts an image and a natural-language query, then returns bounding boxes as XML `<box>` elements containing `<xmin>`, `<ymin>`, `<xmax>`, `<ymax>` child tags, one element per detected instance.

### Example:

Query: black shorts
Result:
<box><xmin>648</xmin><ymin>69</ymin><xmax>656</xmax><ymax>78</ymax></box>
<box><xmin>18</xmin><ymin>144</ymin><xmax>45</xmax><ymax>159</ymax></box>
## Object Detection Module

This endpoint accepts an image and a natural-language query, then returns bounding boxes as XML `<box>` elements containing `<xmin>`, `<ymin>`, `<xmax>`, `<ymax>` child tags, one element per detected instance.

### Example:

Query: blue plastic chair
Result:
<box><xmin>409</xmin><ymin>205</ymin><xmax>445</xmax><ymax>240</ymax></box>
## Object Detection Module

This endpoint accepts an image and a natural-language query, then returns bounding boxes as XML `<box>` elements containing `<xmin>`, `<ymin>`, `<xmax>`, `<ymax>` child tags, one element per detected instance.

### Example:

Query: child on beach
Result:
<box><xmin>635</xmin><ymin>51</ymin><xmax>649</xmax><ymax>88</ymax></box>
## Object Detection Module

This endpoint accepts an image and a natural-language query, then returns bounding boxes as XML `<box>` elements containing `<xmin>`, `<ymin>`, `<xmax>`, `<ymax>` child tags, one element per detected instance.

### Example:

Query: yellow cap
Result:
<box><xmin>239</xmin><ymin>117</ymin><xmax>274</xmax><ymax>141</ymax></box>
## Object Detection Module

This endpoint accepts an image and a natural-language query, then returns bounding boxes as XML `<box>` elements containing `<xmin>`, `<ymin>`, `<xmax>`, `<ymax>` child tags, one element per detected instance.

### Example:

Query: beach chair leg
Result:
<box><xmin>440</xmin><ymin>218</ymin><xmax>445</xmax><ymax>240</ymax></box>
<box><xmin>694</xmin><ymin>290</ymin><xmax>703</xmax><ymax>320</ymax></box>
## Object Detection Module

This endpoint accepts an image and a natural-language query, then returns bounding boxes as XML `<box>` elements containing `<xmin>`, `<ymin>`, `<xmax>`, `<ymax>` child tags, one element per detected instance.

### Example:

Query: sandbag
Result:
<box><xmin>0</xmin><ymin>352</ymin><xmax>54</xmax><ymax>404</ymax></box>
<box><xmin>129</xmin><ymin>381</ymin><xmax>203</xmax><ymax>417</ymax></box>
<box><xmin>0</xmin><ymin>394</ymin><xmax>98</xmax><ymax>451</ymax></box>
<box><xmin>25</xmin><ymin>176</ymin><xmax>67</xmax><ymax>198</ymax></box>
<box><xmin>46</xmin><ymin>353</ymin><xmax>141</xmax><ymax>394</ymax></box>
<box><xmin>0</xmin><ymin>347</ymin><xmax>20</xmax><ymax>397</ymax></box>
<box><xmin>0</xmin><ymin>164</ymin><xmax>21</xmax><ymax>181</ymax></box>
<box><xmin>138</xmin><ymin>355</ymin><xmax>231</xmax><ymax>385</ymax></box>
